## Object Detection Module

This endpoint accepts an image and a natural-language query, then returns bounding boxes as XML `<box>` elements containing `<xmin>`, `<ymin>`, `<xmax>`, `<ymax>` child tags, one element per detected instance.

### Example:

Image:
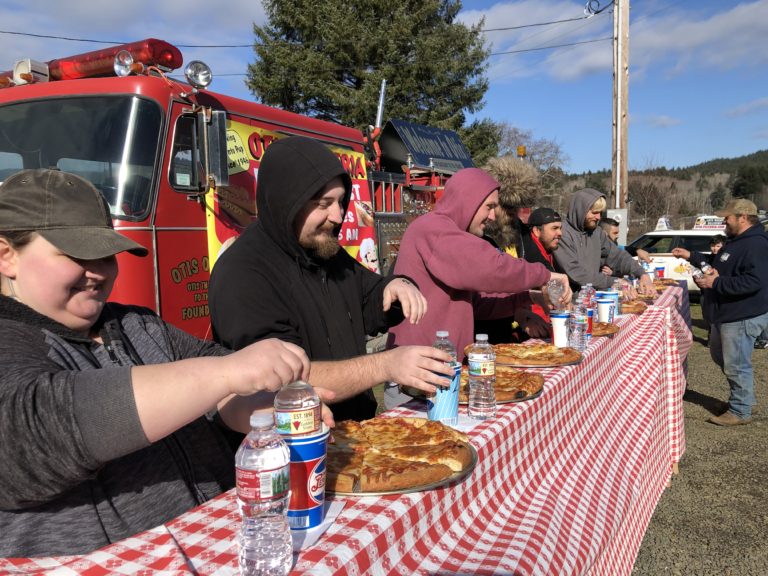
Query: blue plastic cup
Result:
<box><xmin>427</xmin><ymin>362</ymin><xmax>461</xmax><ymax>426</ymax></box>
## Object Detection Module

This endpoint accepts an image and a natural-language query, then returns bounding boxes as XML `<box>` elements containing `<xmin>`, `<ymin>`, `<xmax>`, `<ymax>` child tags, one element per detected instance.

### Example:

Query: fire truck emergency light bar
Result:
<box><xmin>0</xmin><ymin>38</ymin><xmax>183</xmax><ymax>85</ymax></box>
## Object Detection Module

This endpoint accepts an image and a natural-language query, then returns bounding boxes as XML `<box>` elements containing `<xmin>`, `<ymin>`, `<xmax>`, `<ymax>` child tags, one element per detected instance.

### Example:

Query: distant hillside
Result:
<box><xmin>673</xmin><ymin>149</ymin><xmax>768</xmax><ymax>177</ymax></box>
<box><xmin>567</xmin><ymin>149</ymin><xmax>768</xmax><ymax>179</ymax></box>
<box><xmin>559</xmin><ymin>149</ymin><xmax>768</xmax><ymax>237</ymax></box>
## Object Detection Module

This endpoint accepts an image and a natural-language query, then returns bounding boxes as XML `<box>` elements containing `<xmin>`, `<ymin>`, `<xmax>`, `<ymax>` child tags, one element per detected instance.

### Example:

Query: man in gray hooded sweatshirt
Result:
<box><xmin>554</xmin><ymin>188</ymin><xmax>654</xmax><ymax>294</ymax></box>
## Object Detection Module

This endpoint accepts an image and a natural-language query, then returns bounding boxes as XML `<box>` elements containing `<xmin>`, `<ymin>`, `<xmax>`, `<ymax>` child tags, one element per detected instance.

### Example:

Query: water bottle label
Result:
<box><xmin>275</xmin><ymin>406</ymin><xmax>321</xmax><ymax>435</ymax></box>
<box><xmin>236</xmin><ymin>464</ymin><xmax>289</xmax><ymax>502</ymax></box>
<box><xmin>468</xmin><ymin>359</ymin><xmax>495</xmax><ymax>377</ymax></box>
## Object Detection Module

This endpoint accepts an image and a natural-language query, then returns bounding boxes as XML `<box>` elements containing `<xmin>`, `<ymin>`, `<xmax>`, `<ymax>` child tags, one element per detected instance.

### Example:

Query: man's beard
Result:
<box><xmin>301</xmin><ymin>230</ymin><xmax>341</xmax><ymax>260</ymax></box>
<box><xmin>543</xmin><ymin>238</ymin><xmax>559</xmax><ymax>253</ymax></box>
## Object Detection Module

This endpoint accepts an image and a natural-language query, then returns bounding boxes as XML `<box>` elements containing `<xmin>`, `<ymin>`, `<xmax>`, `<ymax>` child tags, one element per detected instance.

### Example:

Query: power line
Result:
<box><xmin>0</xmin><ymin>9</ymin><xmax>613</xmax><ymax>76</ymax></box>
<box><xmin>483</xmin><ymin>15</ymin><xmax>588</xmax><ymax>32</ymax></box>
<box><xmin>490</xmin><ymin>36</ymin><xmax>611</xmax><ymax>56</ymax></box>
<box><xmin>0</xmin><ymin>9</ymin><xmax>606</xmax><ymax>49</ymax></box>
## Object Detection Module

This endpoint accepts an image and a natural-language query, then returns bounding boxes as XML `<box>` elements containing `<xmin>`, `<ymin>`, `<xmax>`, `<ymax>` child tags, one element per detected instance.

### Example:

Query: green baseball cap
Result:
<box><xmin>0</xmin><ymin>169</ymin><xmax>148</xmax><ymax>259</ymax></box>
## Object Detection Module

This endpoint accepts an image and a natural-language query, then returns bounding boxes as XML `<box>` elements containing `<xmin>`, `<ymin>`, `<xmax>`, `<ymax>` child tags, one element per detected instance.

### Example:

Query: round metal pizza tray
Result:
<box><xmin>495</xmin><ymin>355</ymin><xmax>583</xmax><ymax>369</ymax></box>
<box><xmin>327</xmin><ymin>444</ymin><xmax>478</xmax><ymax>497</ymax></box>
<box><xmin>459</xmin><ymin>385</ymin><xmax>544</xmax><ymax>405</ymax></box>
<box><xmin>592</xmin><ymin>324</ymin><xmax>621</xmax><ymax>337</ymax></box>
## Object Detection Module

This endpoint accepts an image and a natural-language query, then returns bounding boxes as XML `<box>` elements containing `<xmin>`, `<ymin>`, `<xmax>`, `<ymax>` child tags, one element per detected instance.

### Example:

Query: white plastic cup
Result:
<box><xmin>550</xmin><ymin>311</ymin><xmax>571</xmax><ymax>348</ymax></box>
<box><xmin>597</xmin><ymin>298</ymin><xmax>614</xmax><ymax>323</ymax></box>
<box><xmin>427</xmin><ymin>362</ymin><xmax>462</xmax><ymax>426</ymax></box>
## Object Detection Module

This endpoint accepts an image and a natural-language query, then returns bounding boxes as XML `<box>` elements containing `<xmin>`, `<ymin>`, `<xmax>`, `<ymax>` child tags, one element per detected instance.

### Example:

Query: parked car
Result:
<box><xmin>625</xmin><ymin>229</ymin><xmax>717</xmax><ymax>292</ymax></box>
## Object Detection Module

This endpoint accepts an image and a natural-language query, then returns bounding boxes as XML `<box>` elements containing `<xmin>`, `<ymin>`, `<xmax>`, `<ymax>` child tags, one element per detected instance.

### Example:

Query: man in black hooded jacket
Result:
<box><xmin>209</xmin><ymin>137</ymin><xmax>453</xmax><ymax>421</ymax></box>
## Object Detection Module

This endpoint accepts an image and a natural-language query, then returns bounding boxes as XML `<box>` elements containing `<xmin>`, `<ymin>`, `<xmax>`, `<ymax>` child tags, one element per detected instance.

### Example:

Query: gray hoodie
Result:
<box><xmin>0</xmin><ymin>297</ymin><xmax>234</xmax><ymax>557</ymax></box>
<box><xmin>554</xmin><ymin>188</ymin><xmax>646</xmax><ymax>290</ymax></box>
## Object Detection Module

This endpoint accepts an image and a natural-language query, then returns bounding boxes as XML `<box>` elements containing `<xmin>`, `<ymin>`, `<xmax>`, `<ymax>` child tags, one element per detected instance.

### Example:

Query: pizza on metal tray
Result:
<box><xmin>463</xmin><ymin>342</ymin><xmax>582</xmax><ymax>367</ymax></box>
<box><xmin>620</xmin><ymin>300</ymin><xmax>648</xmax><ymax>314</ymax></box>
<box><xmin>458</xmin><ymin>365</ymin><xmax>544</xmax><ymax>403</ymax></box>
<box><xmin>592</xmin><ymin>321</ymin><xmax>620</xmax><ymax>337</ymax></box>
<box><xmin>653</xmin><ymin>278</ymin><xmax>679</xmax><ymax>292</ymax></box>
<box><xmin>326</xmin><ymin>417</ymin><xmax>473</xmax><ymax>493</ymax></box>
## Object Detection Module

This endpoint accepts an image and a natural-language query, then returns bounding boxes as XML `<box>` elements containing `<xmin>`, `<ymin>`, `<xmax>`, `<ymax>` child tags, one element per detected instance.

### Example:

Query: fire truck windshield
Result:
<box><xmin>0</xmin><ymin>95</ymin><xmax>162</xmax><ymax>220</ymax></box>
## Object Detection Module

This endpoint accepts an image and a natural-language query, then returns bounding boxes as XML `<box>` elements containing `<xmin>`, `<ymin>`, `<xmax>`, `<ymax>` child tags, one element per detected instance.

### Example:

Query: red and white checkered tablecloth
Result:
<box><xmin>1</xmin><ymin>287</ymin><xmax>692</xmax><ymax>576</ymax></box>
<box><xmin>0</xmin><ymin>525</ymin><xmax>193</xmax><ymax>575</ymax></box>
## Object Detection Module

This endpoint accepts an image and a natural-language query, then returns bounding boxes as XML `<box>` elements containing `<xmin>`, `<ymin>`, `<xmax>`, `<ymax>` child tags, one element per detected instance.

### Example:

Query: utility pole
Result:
<box><xmin>612</xmin><ymin>0</ymin><xmax>630</xmax><ymax>209</ymax></box>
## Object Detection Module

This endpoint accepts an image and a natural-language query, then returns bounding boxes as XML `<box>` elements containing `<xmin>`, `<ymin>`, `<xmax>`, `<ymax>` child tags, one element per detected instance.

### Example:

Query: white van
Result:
<box><xmin>625</xmin><ymin>229</ymin><xmax>722</xmax><ymax>292</ymax></box>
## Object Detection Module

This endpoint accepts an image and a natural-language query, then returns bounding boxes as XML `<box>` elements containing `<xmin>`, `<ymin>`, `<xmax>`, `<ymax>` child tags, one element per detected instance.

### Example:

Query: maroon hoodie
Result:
<box><xmin>388</xmin><ymin>168</ymin><xmax>551</xmax><ymax>361</ymax></box>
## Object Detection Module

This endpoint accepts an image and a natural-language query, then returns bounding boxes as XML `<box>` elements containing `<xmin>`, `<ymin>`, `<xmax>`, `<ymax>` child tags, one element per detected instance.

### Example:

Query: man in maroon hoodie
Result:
<box><xmin>385</xmin><ymin>168</ymin><xmax>572</xmax><ymax>408</ymax></box>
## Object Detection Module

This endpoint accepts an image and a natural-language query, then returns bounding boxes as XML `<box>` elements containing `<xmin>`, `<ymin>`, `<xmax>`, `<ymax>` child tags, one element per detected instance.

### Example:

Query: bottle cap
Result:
<box><xmin>436</xmin><ymin>330</ymin><xmax>449</xmax><ymax>338</ymax></box>
<box><xmin>475</xmin><ymin>333</ymin><xmax>488</xmax><ymax>342</ymax></box>
<box><xmin>250</xmin><ymin>411</ymin><xmax>275</xmax><ymax>428</ymax></box>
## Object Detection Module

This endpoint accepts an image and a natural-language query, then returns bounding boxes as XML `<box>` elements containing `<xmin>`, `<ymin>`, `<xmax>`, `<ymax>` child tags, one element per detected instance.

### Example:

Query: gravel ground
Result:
<box><xmin>632</xmin><ymin>303</ymin><xmax>768</xmax><ymax>576</ymax></box>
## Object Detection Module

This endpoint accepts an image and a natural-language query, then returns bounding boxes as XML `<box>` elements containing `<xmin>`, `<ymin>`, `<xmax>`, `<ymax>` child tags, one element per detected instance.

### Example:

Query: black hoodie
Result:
<box><xmin>209</xmin><ymin>137</ymin><xmax>400</xmax><ymax>421</ymax></box>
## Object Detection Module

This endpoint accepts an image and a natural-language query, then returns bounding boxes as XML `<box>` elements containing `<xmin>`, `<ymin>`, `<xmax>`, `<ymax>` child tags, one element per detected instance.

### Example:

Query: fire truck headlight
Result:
<box><xmin>114</xmin><ymin>50</ymin><xmax>136</xmax><ymax>77</ymax></box>
<box><xmin>184</xmin><ymin>60</ymin><xmax>212</xmax><ymax>89</ymax></box>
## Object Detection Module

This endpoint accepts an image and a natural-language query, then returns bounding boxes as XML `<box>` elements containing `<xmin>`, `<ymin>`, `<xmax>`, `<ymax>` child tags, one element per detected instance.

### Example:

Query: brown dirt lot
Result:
<box><xmin>632</xmin><ymin>303</ymin><xmax>768</xmax><ymax>575</ymax></box>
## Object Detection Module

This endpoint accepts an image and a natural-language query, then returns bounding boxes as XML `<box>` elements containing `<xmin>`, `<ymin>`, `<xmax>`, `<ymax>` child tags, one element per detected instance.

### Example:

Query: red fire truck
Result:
<box><xmin>0</xmin><ymin>38</ymin><xmax>473</xmax><ymax>338</ymax></box>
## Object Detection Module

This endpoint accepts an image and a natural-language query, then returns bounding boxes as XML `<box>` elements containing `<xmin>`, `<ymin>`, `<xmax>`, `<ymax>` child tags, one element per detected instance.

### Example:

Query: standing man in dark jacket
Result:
<box><xmin>209</xmin><ymin>137</ymin><xmax>453</xmax><ymax>422</ymax></box>
<box><xmin>672</xmin><ymin>199</ymin><xmax>768</xmax><ymax>426</ymax></box>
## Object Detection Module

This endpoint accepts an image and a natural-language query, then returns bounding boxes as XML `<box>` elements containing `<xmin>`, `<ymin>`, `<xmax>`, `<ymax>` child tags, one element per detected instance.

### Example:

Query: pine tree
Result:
<box><xmin>247</xmin><ymin>0</ymin><xmax>492</xmax><ymax>159</ymax></box>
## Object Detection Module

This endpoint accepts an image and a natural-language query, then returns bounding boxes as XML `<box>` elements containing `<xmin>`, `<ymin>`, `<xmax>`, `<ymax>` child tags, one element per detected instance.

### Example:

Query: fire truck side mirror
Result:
<box><xmin>196</xmin><ymin>109</ymin><xmax>229</xmax><ymax>189</ymax></box>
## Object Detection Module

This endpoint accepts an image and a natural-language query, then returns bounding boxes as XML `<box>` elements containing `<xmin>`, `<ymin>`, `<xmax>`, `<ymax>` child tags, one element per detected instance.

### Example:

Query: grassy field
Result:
<box><xmin>370</xmin><ymin>304</ymin><xmax>768</xmax><ymax>573</ymax></box>
<box><xmin>633</xmin><ymin>303</ymin><xmax>768</xmax><ymax>574</ymax></box>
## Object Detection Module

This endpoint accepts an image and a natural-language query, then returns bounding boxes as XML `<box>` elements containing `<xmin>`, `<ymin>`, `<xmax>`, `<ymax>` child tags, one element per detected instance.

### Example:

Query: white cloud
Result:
<box><xmin>646</xmin><ymin>115</ymin><xmax>682</xmax><ymax>128</ymax></box>
<box><xmin>0</xmin><ymin>0</ymin><xmax>266</xmax><ymax>79</ymax></box>
<box><xmin>460</xmin><ymin>0</ymin><xmax>768</xmax><ymax>83</ymax></box>
<box><xmin>725</xmin><ymin>97</ymin><xmax>768</xmax><ymax>117</ymax></box>
<box><xmin>460</xmin><ymin>0</ymin><xmax>613</xmax><ymax>82</ymax></box>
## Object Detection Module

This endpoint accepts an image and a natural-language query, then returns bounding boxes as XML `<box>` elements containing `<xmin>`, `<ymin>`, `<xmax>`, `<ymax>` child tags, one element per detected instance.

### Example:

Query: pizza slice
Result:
<box><xmin>360</xmin><ymin>452</ymin><xmax>453</xmax><ymax>492</ymax></box>
<box><xmin>459</xmin><ymin>366</ymin><xmax>544</xmax><ymax>402</ymax></box>
<box><xmin>592</xmin><ymin>321</ymin><xmax>620</xmax><ymax>337</ymax></box>
<box><xmin>621</xmin><ymin>300</ymin><xmax>647</xmax><ymax>314</ymax></box>
<box><xmin>374</xmin><ymin>440</ymin><xmax>473</xmax><ymax>472</ymax></box>
<box><xmin>326</xmin><ymin>444</ymin><xmax>363</xmax><ymax>493</ymax></box>
<box><xmin>360</xmin><ymin>417</ymin><xmax>461</xmax><ymax>447</ymax></box>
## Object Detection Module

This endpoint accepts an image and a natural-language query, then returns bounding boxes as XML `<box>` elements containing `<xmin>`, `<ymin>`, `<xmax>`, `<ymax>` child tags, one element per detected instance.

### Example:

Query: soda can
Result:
<box><xmin>654</xmin><ymin>265</ymin><xmax>666</xmax><ymax>279</ymax></box>
<box><xmin>283</xmin><ymin>424</ymin><xmax>329</xmax><ymax>531</ymax></box>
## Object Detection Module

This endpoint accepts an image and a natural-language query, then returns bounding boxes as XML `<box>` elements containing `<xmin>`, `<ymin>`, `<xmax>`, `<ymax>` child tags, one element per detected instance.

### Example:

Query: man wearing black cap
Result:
<box><xmin>522</xmin><ymin>207</ymin><xmax>563</xmax><ymax>272</ymax></box>
<box><xmin>520</xmin><ymin>207</ymin><xmax>564</xmax><ymax>323</ymax></box>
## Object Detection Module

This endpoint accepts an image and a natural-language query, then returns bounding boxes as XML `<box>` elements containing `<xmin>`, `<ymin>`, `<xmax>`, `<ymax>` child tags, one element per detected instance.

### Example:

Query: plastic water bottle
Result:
<box><xmin>274</xmin><ymin>380</ymin><xmax>320</xmax><ymax>437</ymax></box>
<box><xmin>583</xmin><ymin>283</ymin><xmax>597</xmax><ymax>307</ymax></box>
<box><xmin>433</xmin><ymin>330</ymin><xmax>457</xmax><ymax>363</ymax></box>
<box><xmin>236</xmin><ymin>412</ymin><xmax>293</xmax><ymax>576</ymax></box>
<box><xmin>569</xmin><ymin>309</ymin><xmax>588</xmax><ymax>352</ymax></box>
<box><xmin>467</xmin><ymin>334</ymin><xmax>496</xmax><ymax>420</ymax></box>
<box><xmin>612</xmin><ymin>278</ymin><xmax>625</xmax><ymax>314</ymax></box>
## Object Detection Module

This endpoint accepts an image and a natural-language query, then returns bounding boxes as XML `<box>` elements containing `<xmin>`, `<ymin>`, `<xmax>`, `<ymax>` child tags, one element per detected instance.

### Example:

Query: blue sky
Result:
<box><xmin>2</xmin><ymin>0</ymin><xmax>766</xmax><ymax>173</ymax></box>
